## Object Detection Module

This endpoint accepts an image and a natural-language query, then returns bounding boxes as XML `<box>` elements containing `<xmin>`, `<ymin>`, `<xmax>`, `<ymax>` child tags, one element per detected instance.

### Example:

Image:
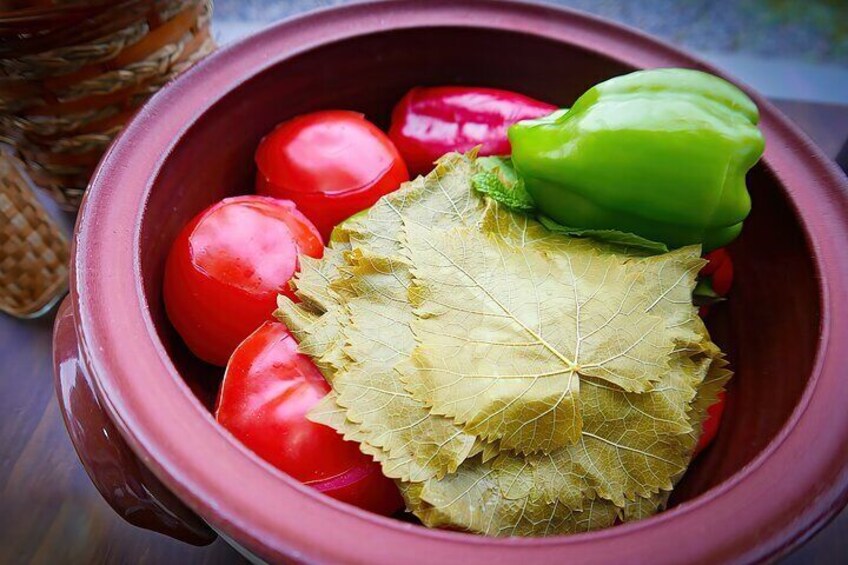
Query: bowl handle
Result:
<box><xmin>53</xmin><ymin>296</ymin><xmax>216</xmax><ymax>546</ymax></box>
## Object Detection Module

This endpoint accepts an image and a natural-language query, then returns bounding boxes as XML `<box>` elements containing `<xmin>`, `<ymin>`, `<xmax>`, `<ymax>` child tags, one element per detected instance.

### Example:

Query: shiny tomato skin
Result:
<box><xmin>700</xmin><ymin>248</ymin><xmax>729</xmax><ymax>278</ymax></box>
<box><xmin>216</xmin><ymin>321</ymin><xmax>403</xmax><ymax>515</ymax></box>
<box><xmin>388</xmin><ymin>86</ymin><xmax>557</xmax><ymax>176</ymax></box>
<box><xmin>255</xmin><ymin>110</ymin><xmax>409</xmax><ymax>240</ymax></box>
<box><xmin>164</xmin><ymin>196</ymin><xmax>323</xmax><ymax>366</ymax></box>
<box><xmin>711</xmin><ymin>253</ymin><xmax>734</xmax><ymax>296</ymax></box>
<box><xmin>694</xmin><ymin>391</ymin><xmax>727</xmax><ymax>456</ymax></box>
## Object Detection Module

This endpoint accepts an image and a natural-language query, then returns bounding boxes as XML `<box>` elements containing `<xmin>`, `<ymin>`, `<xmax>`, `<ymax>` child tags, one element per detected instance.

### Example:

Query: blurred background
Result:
<box><xmin>214</xmin><ymin>0</ymin><xmax>848</xmax><ymax>158</ymax></box>
<box><xmin>215</xmin><ymin>0</ymin><xmax>848</xmax><ymax>103</ymax></box>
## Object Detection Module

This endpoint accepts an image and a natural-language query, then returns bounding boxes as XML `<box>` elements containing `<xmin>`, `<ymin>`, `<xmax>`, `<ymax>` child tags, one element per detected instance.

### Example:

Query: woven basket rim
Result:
<box><xmin>0</xmin><ymin>0</ymin><xmax>192</xmax><ymax>57</ymax></box>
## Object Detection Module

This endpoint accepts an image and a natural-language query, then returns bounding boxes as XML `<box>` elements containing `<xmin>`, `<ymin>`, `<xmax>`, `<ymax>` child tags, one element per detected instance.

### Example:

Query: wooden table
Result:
<box><xmin>2</xmin><ymin>99</ymin><xmax>847</xmax><ymax>564</ymax></box>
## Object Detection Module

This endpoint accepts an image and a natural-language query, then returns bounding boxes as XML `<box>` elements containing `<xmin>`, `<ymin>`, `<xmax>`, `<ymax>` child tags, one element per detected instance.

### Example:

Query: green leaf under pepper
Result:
<box><xmin>471</xmin><ymin>156</ymin><xmax>536</xmax><ymax>211</ymax></box>
<box><xmin>539</xmin><ymin>216</ymin><xmax>670</xmax><ymax>254</ymax></box>
<box><xmin>472</xmin><ymin>156</ymin><xmax>669</xmax><ymax>254</ymax></box>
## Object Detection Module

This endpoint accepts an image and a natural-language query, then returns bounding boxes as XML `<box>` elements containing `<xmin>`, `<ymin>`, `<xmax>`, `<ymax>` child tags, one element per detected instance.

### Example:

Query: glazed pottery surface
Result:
<box><xmin>55</xmin><ymin>1</ymin><xmax>848</xmax><ymax>563</ymax></box>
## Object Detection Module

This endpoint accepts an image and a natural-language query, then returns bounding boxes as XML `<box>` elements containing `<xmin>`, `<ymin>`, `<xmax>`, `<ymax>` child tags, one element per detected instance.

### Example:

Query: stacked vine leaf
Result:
<box><xmin>275</xmin><ymin>152</ymin><xmax>730</xmax><ymax>536</ymax></box>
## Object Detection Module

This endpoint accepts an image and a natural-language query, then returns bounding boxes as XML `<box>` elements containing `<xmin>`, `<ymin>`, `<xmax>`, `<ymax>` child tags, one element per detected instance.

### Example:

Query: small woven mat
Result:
<box><xmin>0</xmin><ymin>151</ymin><xmax>68</xmax><ymax>318</ymax></box>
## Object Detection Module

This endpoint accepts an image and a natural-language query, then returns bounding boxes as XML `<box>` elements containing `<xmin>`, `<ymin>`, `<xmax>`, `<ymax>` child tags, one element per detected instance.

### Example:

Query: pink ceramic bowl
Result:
<box><xmin>53</xmin><ymin>1</ymin><xmax>848</xmax><ymax>562</ymax></box>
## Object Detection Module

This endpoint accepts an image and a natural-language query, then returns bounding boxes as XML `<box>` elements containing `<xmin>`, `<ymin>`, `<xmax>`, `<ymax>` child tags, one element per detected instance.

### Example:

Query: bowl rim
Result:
<box><xmin>70</xmin><ymin>0</ymin><xmax>848</xmax><ymax>562</ymax></box>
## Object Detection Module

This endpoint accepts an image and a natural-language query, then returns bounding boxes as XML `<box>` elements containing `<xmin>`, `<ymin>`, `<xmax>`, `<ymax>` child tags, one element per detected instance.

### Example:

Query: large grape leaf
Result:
<box><xmin>631</xmin><ymin>247</ymin><xmax>707</xmax><ymax>349</ymax></box>
<box><xmin>525</xmin><ymin>353</ymin><xmax>699</xmax><ymax>507</ymax></box>
<box><xmin>464</xmin><ymin>239</ymin><xmax>710</xmax><ymax>507</ymax></box>
<box><xmin>337</xmin><ymin>151</ymin><xmax>486</xmax><ymax>260</ymax></box>
<box><xmin>412</xmin><ymin>353</ymin><xmax>715</xmax><ymax>530</ymax></box>
<box><xmin>309</xmin><ymin>390</ymin><xmax>419</xmax><ymax>479</ymax></box>
<box><xmin>400</xmin><ymin>222</ymin><xmax>674</xmax><ymax>454</ymax></box>
<box><xmin>302</xmin><ymin>152</ymin><xmax>498</xmax><ymax>481</ymax></box>
<box><xmin>416</xmin><ymin>456</ymin><xmax>620</xmax><ymax>537</ymax></box>
<box><xmin>283</xmin><ymin>249</ymin><xmax>474</xmax><ymax>482</ymax></box>
<box><xmin>309</xmin><ymin>249</ymin><xmax>476</xmax><ymax>483</ymax></box>
<box><xmin>309</xmin><ymin>351</ymin><xmax>725</xmax><ymax>532</ymax></box>
<box><xmin>273</xmin><ymin>151</ymin><xmax>729</xmax><ymax>537</ymax></box>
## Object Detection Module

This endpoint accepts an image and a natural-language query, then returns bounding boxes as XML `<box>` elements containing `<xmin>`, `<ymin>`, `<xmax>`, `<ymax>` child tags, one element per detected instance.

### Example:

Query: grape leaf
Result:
<box><xmin>414</xmin><ymin>352</ymin><xmax>715</xmax><ymax>530</ymax></box>
<box><xmin>278</xmin><ymin>151</ymin><xmax>729</xmax><ymax>537</ymax></box>
<box><xmin>526</xmin><ymin>353</ymin><xmax>698</xmax><ymax>507</ymax></box>
<box><xmin>337</xmin><ymin>151</ymin><xmax>486</xmax><ymax>260</ymax></box>
<box><xmin>328</xmin><ymin>251</ymin><xmax>477</xmax><ymax>482</ymax></box>
<box><xmin>479</xmin><ymin>242</ymin><xmax>710</xmax><ymax>506</ymax></box>
<box><xmin>274</xmin><ymin>296</ymin><xmax>319</xmax><ymax>340</ymax></box>
<box><xmin>402</xmin><ymin>206</ymin><xmax>710</xmax><ymax>510</ymax></box>
<box><xmin>416</xmin><ymin>456</ymin><xmax>620</xmax><ymax>537</ymax></box>
<box><xmin>622</xmin><ymin>490</ymin><xmax>670</xmax><ymax>522</ymax></box>
<box><xmin>443</xmin><ymin>238</ymin><xmax>709</xmax><ymax>508</ymax></box>
<box><xmin>274</xmin><ymin>295</ymin><xmax>350</xmax><ymax>383</ymax></box>
<box><xmin>288</xmin><ymin>250</ymin><xmax>475</xmax><ymax>483</ymax></box>
<box><xmin>303</xmin><ymin>152</ymin><xmax>497</xmax><ymax>481</ymax></box>
<box><xmin>290</xmin><ymin>248</ymin><xmax>351</xmax><ymax>313</ymax></box>
<box><xmin>631</xmin><ymin>247</ymin><xmax>707</xmax><ymax>349</ymax></box>
<box><xmin>400</xmin><ymin>222</ymin><xmax>674</xmax><ymax>454</ymax></box>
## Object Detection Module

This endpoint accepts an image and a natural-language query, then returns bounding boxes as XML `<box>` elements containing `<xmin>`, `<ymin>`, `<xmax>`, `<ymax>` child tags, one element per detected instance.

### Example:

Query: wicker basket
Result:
<box><xmin>0</xmin><ymin>150</ymin><xmax>68</xmax><ymax>318</ymax></box>
<box><xmin>0</xmin><ymin>0</ymin><xmax>215</xmax><ymax>209</ymax></box>
<box><xmin>0</xmin><ymin>0</ymin><xmax>214</xmax><ymax>318</ymax></box>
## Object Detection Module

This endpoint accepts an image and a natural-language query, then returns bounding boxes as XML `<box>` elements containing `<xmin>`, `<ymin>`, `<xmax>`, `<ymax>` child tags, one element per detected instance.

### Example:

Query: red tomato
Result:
<box><xmin>164</xmin><ymin>196</ymin><xmax>323</xmax><ymax>366</ymax></box>
<box><xmin>711</xmin><ymin>254</ymin><xmax>734</xmax><ymax>296</ymax></box>
<box><xmin>255</xmin><ymin>110</ymin><xmax>409</xmax><ymax>240</ymax></box>
<box><xmin>388</xmin><ymin>86</ymin><xmax>557</xmax><ymax>176</ymax></box>
<box><xmin>698</xmin><ymin>249</ymin><xmax>734</xmax><ymax>320</ymax></box>
<box><xmin>700</xmin><ymin>249</ymin><xmax>731</xmax><ymax>281</ymax></box>
<box><xmin>216</xmin><ymin>321</ymin><xmax>403</xmax><ymax>515</ymax></box>
<box><xmin>694</xmin><ymin>392</ymin><xmax>727</xmax><ymax>457</ymax></box>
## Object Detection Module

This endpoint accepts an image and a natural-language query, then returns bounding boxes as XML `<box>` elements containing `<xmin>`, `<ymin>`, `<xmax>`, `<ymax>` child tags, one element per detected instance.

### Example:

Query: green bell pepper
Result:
<box><xmin>508</xmin><ymin>68</ymin><xmax>765</xmax><ymax>250</ymax></box>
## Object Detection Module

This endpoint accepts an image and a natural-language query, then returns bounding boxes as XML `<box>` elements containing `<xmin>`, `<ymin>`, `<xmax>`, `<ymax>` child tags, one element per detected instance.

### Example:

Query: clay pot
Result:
<box><xmin>53</xmin><ymin>1</ymin><xmax>848</xmax><ymax>562</ymax></box>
